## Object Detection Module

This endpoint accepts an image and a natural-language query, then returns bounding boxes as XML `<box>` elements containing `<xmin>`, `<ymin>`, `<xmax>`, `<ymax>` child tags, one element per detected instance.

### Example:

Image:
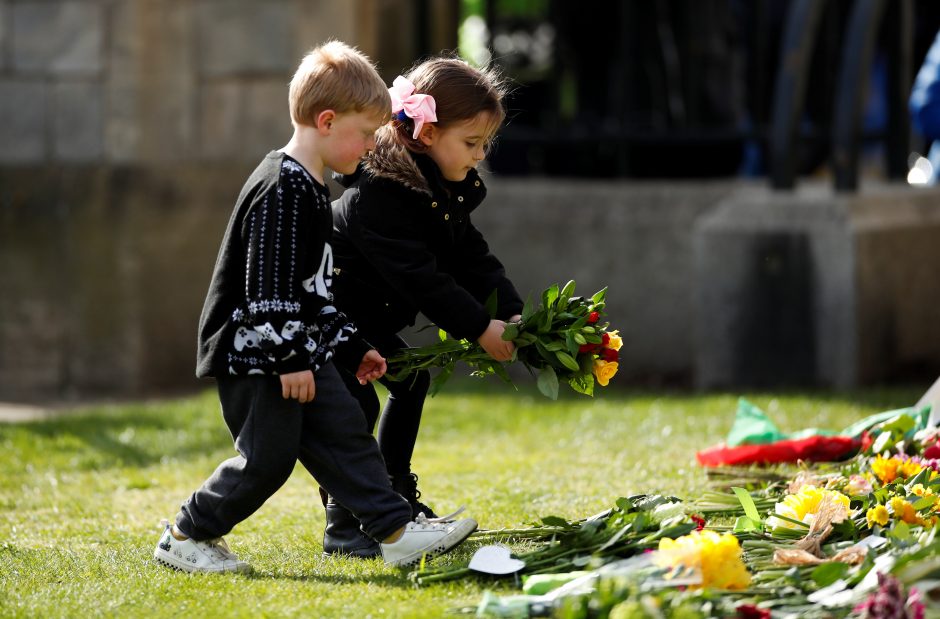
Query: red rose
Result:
<box><xmin>587</xmin><ymin>311</ymin><xmax>599</xmax><ymax>324</ymax></box>
<box><xmin>735</xmin><ymin>605</ymin><xmax>770</xmax><ymax>619</ymax></box>
<box><xmin>601</xmin><ymin>348</ymin><xmax>618</xmax><ymax>362</ymax></box>
<box><xmin>925</xmin><ymin>441</ymin><xmax>940</xmax><ymax>459</ymax></box>
<box><xmin>690</xmin><ymin>514</ymin><xmax>706</xmax><ymax>530</ymax></box>
<box><xmin>578</xmin><ymin>343</ymin><xmax>596</xmax><ymax>353</ymax></box>
<box><xmin>601</xmin><ymin>333</ymin><xmax>610</xmax><ymax>346</ymax></box>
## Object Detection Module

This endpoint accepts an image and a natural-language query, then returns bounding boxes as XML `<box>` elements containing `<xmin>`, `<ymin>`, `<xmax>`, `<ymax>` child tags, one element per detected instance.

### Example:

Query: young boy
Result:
<box><xmin>153</xmin><ymin>41</ymin><xmax>476</xmax><ymax>573</ymax></box>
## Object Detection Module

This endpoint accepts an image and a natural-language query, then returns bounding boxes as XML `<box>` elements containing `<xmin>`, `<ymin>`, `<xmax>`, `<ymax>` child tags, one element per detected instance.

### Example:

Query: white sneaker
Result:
<box><xmin>153</xmin><ymin>520</ymin><xmax>250</xmax><ymax>573</ymax></box>
<box><xmin>381</xmin><ymin>513</ymin><xmax>478</xmax><ymax>567</ymax></box>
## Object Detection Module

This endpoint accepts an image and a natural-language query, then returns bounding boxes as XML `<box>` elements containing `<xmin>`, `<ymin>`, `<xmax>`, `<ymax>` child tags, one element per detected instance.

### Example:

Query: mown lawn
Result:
<box><xmin>0</xmin><ymin>379</ymin><xmax>922</xmax><ymax>618</ymax></box>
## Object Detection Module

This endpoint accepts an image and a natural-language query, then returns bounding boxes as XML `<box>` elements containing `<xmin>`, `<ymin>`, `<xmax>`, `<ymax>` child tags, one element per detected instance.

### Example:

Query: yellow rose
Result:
<box><xmin>593</xmin><ymin>360</ymin><xmax>619</xmax><ymax>386</ymax></box>
<box><xmin>606</xmin><ymin>330</ymin><xmax>623</xmax><ymax>351</ymax></box>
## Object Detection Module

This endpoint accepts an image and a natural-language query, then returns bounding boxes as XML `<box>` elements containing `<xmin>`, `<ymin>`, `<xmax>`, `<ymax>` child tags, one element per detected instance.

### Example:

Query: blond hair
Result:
<box><xmin>391</xmin><ymin>56</ymin><xmax>508</xmax><ymax>153</ymax></box>
<box><xmin>289</xmin><ymin>41</ymin><xmax>390</xmax><ymax>126</ymax></box>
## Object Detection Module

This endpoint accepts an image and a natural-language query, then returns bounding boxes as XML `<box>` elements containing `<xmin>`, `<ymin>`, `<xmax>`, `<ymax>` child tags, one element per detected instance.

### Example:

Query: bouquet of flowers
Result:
<box><xmin>385</xmin><ymin>280</ymin><xmax>620</xmax><ymax>399</ymax></box>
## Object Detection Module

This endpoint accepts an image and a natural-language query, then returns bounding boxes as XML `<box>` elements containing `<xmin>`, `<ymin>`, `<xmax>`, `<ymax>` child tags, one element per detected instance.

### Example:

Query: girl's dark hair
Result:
<box><xmin>391</xmin><ymin>56</ymin><xmax>508</xmax><ymax>153</ymax></box>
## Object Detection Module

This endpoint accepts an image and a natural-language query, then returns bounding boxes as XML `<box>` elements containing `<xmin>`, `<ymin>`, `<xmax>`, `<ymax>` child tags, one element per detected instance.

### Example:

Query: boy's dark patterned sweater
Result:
<box><xmin>196</xmin><ymin>151</ymin><xmax>369</xmax><ymax>378</ymax></box>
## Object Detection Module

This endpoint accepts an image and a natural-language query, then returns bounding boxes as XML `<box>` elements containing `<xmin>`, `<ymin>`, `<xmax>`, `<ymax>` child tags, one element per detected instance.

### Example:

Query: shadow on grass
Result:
<box><xmin>244</xmin><ymin>569</ymin><xmax>411</xmax><ymax>587</ymax></box>
<box><xmin>4</xmin><ymin>392</ymin><xmax>233</xmax><ymax>470</ymax></box>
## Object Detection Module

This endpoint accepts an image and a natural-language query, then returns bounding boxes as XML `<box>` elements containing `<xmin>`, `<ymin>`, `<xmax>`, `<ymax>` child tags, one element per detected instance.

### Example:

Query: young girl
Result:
<box><xmin>325</xmin><ymin>57</ymin><xmax>523</xmax><ymax>557</ymax></box>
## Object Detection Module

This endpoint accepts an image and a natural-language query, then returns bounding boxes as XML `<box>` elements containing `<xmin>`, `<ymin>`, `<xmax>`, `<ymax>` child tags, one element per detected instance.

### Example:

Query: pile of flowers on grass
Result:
<box><xmin>406</xmin><ymin>399</ymin><xmax>940</xmax><ymax>618</ymax></box>
<box><xmin>386</xmin><ymin>280</ymin><xmax>620</xmax><ymax>399</ymax></box>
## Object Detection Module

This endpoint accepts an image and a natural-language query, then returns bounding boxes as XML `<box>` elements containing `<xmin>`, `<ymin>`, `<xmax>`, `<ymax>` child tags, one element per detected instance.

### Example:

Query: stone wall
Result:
<box><xmin>0</xmin><ymin>0</ymin><xmax>390</xmax><ymax>401</ymax></box>
<box><xmin>3</xmin><ymin>0</ymin><xmax>939</xmax><ymax>402</ymax></box>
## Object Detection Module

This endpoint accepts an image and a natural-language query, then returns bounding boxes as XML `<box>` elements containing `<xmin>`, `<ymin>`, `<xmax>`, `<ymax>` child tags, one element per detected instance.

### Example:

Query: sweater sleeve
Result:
<box><xmin>452</xmin><ymin>219</ymin><xmax>524</xmax><ymax>320</ymax></box>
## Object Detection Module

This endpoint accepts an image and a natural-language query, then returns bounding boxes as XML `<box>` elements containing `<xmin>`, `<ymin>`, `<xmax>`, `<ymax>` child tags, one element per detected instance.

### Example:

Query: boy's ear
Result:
<box><xmin>417</xmin><ymin>123</ymin><xmax>436</xmax><ymax>147</ymax></box>
<box><xmin>316</xmin><ymin>110</ymin><xmax>336</xmax><ymax>134</ymax></box>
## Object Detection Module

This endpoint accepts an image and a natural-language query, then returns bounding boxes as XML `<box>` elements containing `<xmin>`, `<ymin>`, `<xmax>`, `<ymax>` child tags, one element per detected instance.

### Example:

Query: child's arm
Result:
<box><xmin>451</xmin><ymin>221</ymin><xmax>524</xmax><ymax>322</ymax></box>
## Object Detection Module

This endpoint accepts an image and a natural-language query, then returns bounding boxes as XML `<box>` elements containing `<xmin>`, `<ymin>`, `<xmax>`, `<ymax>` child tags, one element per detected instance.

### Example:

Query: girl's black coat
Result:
<box><xmin>331</xmin><ymin>128</ymin><xmax>522</xmax><ymax>342</ymax></box>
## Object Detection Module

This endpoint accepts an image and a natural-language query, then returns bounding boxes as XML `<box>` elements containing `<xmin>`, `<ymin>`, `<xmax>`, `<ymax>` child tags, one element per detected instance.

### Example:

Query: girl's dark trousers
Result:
<box><xmin>175</xmin><ymin>362</ymin><xmax>412</xmax><ymax>542</ymax></box>
<box><xmin>337</xmin><ymin>331</ymin><xmax>429</xmax><ymax>477</ymax></box>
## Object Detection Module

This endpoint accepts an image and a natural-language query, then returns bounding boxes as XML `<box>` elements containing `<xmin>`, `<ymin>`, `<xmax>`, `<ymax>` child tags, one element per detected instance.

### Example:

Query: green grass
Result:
<box><xmin>0</xmin><ymin>379</ymin><xmax>922</xmax><ymax>618</ymax></box>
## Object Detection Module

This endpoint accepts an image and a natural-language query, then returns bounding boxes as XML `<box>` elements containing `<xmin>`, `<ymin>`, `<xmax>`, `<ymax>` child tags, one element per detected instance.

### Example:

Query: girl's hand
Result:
<box><xmin>478</xmin><ymin>319</ymin><xmax>515</xmax><ymax>361</ymax></box>
<box><xmin>356</xmin><ymin>349</ymin><xmax>387</xmax><ymax>384</ymax></box>
<box><xmin>281</xmin><ymin>370</ymin><xmax>315</xmax><ymax>403</ymax></box>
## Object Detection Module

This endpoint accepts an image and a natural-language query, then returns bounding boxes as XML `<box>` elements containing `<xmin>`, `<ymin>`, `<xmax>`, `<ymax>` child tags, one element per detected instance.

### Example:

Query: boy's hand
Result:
<box><xmin>281</xmin><ymin>370</ymin><xmax>315</xmax><ymax>403</ymax></box>
<box><xmin>356</xmin><ymin>349</ymin><xmax>387</xmax><ymax>385</ymax></box>
<box><xmin>478</xmin><ymin>319</ymin><xmax>515</xmax><ymax>362</ymax></box>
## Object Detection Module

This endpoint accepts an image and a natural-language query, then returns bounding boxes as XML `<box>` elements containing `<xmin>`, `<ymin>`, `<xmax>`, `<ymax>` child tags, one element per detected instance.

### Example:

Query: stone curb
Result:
<box><xmin>0</xmin><ymin>403</ymin><xmax>61</xmax><ymax>423</ymax></box>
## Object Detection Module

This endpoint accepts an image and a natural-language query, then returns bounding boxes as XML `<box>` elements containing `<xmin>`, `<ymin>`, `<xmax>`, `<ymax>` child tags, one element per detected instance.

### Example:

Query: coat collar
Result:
<box><xmin>360</xmin><ymin>125</ymin><xmax>486</xmax><ymax>205</ymax></box>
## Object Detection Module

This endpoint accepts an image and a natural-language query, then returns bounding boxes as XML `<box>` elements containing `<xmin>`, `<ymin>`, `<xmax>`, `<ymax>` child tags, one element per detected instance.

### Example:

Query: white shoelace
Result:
<box><xmin>424</xmin><ymin>506</ymin><xmax>466</xmax><ymax>523</ymax></box>
<box><xmin>412</xmin><ymin>506</ymin><xmax>467</xmax><ymax>530</ymax></box>
<box><xmin>205</xmin><ymin>538</ymin><xmax>238</xmax><ymax>561</ymax></box>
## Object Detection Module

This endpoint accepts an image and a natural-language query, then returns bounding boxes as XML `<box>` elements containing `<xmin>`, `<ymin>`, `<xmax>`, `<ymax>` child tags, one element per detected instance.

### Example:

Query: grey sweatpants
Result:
<box><xmin>176</xmin><ymin>362</ymin><xmax>412</xmax><ymax>541</ymax></box>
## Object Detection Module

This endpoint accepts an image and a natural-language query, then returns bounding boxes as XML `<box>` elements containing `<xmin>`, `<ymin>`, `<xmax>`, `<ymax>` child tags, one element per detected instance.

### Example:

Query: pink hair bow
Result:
<box><xmin>389</xmin><ymin>76</ymin><xmax>437</xmax><ymax>139</ymax></box>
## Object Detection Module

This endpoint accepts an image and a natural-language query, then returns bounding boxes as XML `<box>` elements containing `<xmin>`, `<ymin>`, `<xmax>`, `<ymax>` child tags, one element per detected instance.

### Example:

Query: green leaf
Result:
<box><xmin>568</xmin><ymin>373</ymin><xmax>594</xmax><ymax>396</ymax></box>
<box><xmin>438</xmin><ymin>328</ymin><xmax>448</xmax><ymax>343</ymax></box>
<box><xmin>889</xmin><ymin>521</ymin><xmax>912</xmax><ymax>544</ymax></box>
<box><xmin>906</xmin><ymin>467</ymin><xmax>931</xmax><ymax>489</ymax></box>
<box><xmin>913</xmin><ymin>495</ymin><xmax>936</xmax><ymax>511</ymax></box>
<box><xmin>591</xmin><ymin>287</ymin><xmax>607</xmax><ymax>303</ymax></box>
<box><xmin>555</xmin><ymin>351</ymin><xmax>580</xmax><ymax>372</ymax></box>
<box><xmin>491</xmin><ymin>362</ymin><xmax>514</xmax><ymax>386</ymax></box>
<box><xmin>573</xmin><ymin>332</ymin><xmax>587</xmax><ymax>345</ymax></box>
<box><xmin>557</xmin><ymin>280</ymin><xmax>575</xmax><ymax>310</ymax></box>
<box><xmin>542</xmin><ymin>283</ymin><xmax>560</xmax><ymax>310</ymax></box>
<box><xmin>537</xmin><ymin>366</ymin><xmax>559</xmax><ymax>400</ymax></box>
<box><xmin>615</xmin><ymin>497</ymin><xmax>635</xmax><ymax>512</ymax></box>
<box><xmin>811</xmin><ymin>562</ymin><xmax>849</xmax><ymax>587</ymax></box>
<box><xmin>521</xmin><ymin>295</ymin><xmax>536</xmax><ymax>323</ymax></box>
<box><xmin>514</xmin><ymin>332</ymin><xmax>538</xmax><ymax>346</ymax></box>
<box><xmin>540</xmin><ymin>515</ymin><xmax>570</xmax><ymax>527</ymax></box>
<box><xmin>732</xmin><ymin>487</ymin><xmax>762</xmax><ymax>524</ymax></box>
<box><xmin>565</xmin><ymin>332</ymin><xmax>580</xmax><ymax>356</ymax></box>
<box><xmin>732</xmin><ymin>515</ymin><xmax>760</xmax><ymax>533</ymax></box>
<box><xmin>542</xmin><ymin>340</ymin><xmax>565</xmax><ymax>352</ymax></box>
<box><xmin>484</xmin><ymin>289</ymin><xmax>498</xmax><ymax>318</ymax></box>
<box><xmin>502</xmin><ymin>322</ymin><xmax>519</xmax><ymax>341</ymax></box>
<box><xmin>538</xmin><ymin>310</ymin><xmax>554</xmax><ymax>333</ymax></box>
<box><xmin>427</xmin><ymin>362</ymin><xmax>455</xmax><ymax>396</ymax></box>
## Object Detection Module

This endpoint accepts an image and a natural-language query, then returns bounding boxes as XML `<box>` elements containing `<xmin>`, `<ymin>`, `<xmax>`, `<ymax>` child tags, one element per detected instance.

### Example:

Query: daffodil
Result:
<box><xmin>655</xmin><ymin>530</ymin><xmax>751</xmax><ymax>590</ymax></box>
<box><xmin>765</xmin><ymin>485</ymin><xmax>850</xmax><ymax>530</ymax></box>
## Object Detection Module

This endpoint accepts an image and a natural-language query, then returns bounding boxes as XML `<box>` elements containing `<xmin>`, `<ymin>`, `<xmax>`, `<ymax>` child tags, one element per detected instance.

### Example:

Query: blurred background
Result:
<box><xmin>2</xmin><ymin>0</ymin><xmax>940</xmax><ymax>404</ymax></box>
